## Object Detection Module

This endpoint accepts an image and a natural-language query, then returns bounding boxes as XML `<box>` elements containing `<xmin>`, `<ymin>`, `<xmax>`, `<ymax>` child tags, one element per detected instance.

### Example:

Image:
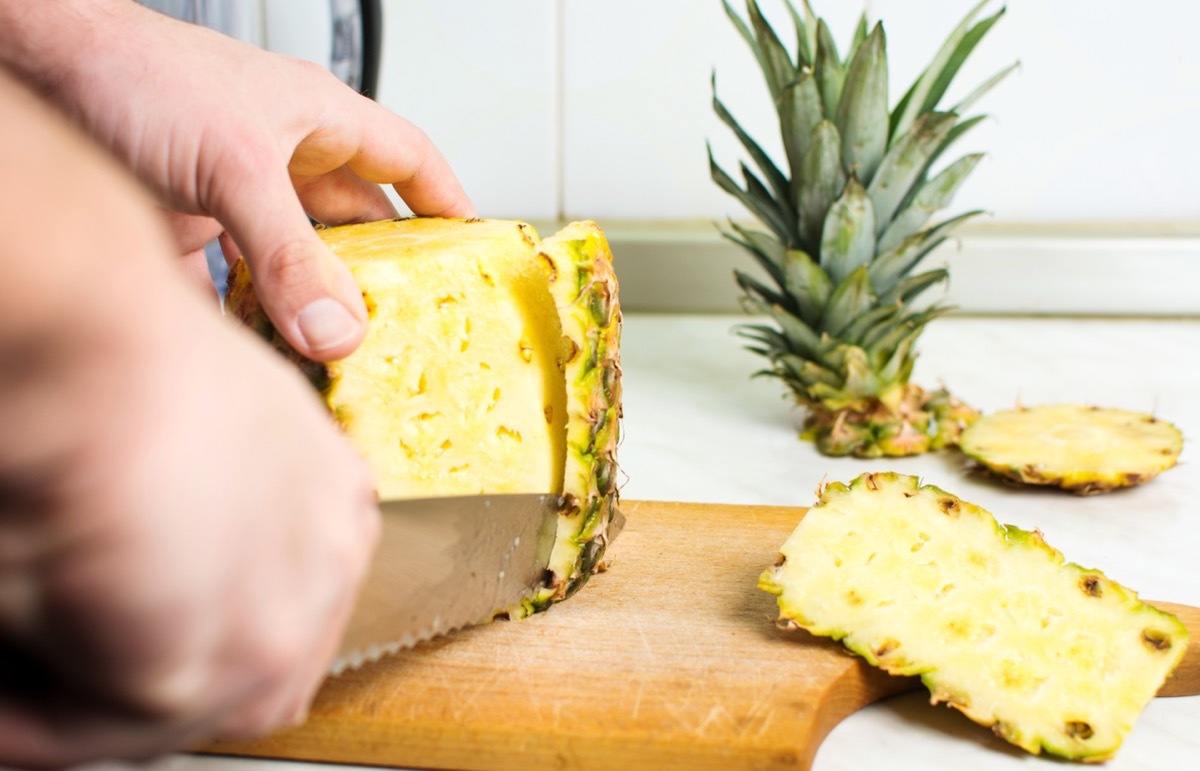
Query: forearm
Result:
<box><xmin>0</xmin><ymin>69</ymin><xmax>182</xmax><ymax>495</ymax></box>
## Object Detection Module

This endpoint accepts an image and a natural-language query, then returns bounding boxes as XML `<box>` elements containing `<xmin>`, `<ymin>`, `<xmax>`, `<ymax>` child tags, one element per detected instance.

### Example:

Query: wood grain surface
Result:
<box><xmin>202</xmin><ymin>499</ymin><xmax>914</xmax><ymax>770</ymax></box>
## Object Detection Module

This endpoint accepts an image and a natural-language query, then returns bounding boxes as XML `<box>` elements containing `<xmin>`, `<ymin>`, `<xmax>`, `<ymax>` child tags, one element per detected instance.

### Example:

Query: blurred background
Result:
<box><xmin>141</xmin><ymin>0</ymin><xmax>1200</xmax><ymax>314</ymax></box>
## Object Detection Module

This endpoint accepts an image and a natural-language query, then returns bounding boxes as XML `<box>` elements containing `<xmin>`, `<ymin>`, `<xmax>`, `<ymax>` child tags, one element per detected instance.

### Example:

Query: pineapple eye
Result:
<box><xmin>1079</xmin><ymin>576</ymin><xmax>1103</xmax><ymax>598</ymax></box>
<box><xmin>1142</xmin><ymin>628</ymin><xmax>1172</xmax><ymax>652</ymax></box>
<box><xmin>1064</xmin><ymin>721</ymin><xmax>1094</xmax><ymax>740</ymax></box>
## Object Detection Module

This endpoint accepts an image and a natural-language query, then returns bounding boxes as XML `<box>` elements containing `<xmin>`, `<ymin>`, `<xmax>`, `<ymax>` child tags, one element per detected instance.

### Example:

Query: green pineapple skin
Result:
<box><xmin>760</xmin><ymin>472</ymin><xmax>1189</xmax><ymax>762</ymax></box>
<box><xmin>714</xmin><ymin>1</ymin><xmax>1014</xmax><ymax>457</ymax></box>
<box><xmin>510</xmin><ymin>222</ymin><xmax>622</xmax><ymax>617</ymax></box>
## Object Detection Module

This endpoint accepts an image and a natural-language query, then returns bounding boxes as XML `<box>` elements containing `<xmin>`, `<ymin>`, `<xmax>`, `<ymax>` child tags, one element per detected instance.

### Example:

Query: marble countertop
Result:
<box><xmin>617</xmin><ymin>313</ymin><xmax>1200</xmax><ymax>770</ymax></box>
<box><xmin>83</xmin><ymin>313</ymin><xmax>1199</xmax><ymax>771</ymax></box>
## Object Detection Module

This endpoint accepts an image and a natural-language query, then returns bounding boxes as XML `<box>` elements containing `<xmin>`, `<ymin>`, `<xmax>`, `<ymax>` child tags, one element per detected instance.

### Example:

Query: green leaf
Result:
<box><xmin>814</xmin><ymin>20</ymin><xmax>844</xmax><ymax>118</ymax></box>
<box><xmin>877</xmin><ymin>153</ymin><xmax>983</xmax><ymax>253</ymax></box>
<box><xmin>950</xmin><ymin>61</ymin><xmax>1019</xmax><ymax>115</ymax></box>
<box><xmin>789</xmin><ymin>0</ymin><xmax>820</xmax><ymax>69</ymax></box>
<box><xmin>835</xmin><ymin>23</ymin><xmax>889</xmax><ymax>183</ymax></box>
<box><xmin>838</xmin><ymin>303</ymin><xmax>903</xmax><ymax>346</ymax></box>
<box><xmin>889</xmin><ymin>0</ymin><xmax>993</xmax><ymax>145</ymax></box>
<box><xmin>865</xmin><ymin>306</ymin><xmax>946</xmax><ymax>367</ymax></box>
<box><xmin>797</xmin><ymin>120</ymin><xmax>846</xmax><ymax>249</ymax></box>
<box><xmin>779</xmin><ymin>353</ymin><xmax>842</xmax><ymax>389</ymax></box>
<box><xmin>724</xmin><ymin>221</ymin><xmax>787</xmax><ymax>286</ymax></box>
<box><xmin>779</xmin><ymin>72</ymin><xmax>823</xmax><ymax>185</ymax></box>
<box><xmin>866</xmin><ymin>112</ymin><xmax>958</xmax><ymax>235</ymax></box>
<box><xmin>845</xmin><ymin>12</ymin><xmax>870</xmax><ymax>65</ymax></box>
<box><xmin>819</xmin><ymin>265</ymin><xmax>875</xmax><ymax>338</ymax></box>
<box><xmin>710</xmin><ymin>144</ymin><xmax>794</xmax><ymax>243</ymax></box>
<box><xmin>757</xmin><ymin>302</ymin><xmax>832</xmax><ymax>365</ymax></box>
<box><xmin>919</xmin><ymin>5</ymin><xmax>1007</xmax><ymax>116</ymax></box>
<box><xmin>735</xmin><ymin>268</ymin><xmax>789</xmax><ymax>309</ymax></box>
<box><xmin>868</xmin><ymin>210</ymin><xmax>979</xmax><ymax>296</ymax></box>
<box><xmin>747</xmin><ymin>0</ymin><xmax>796</xmax><ymax>98</ymax></box>
<box><xmin>819</xmin><ymin>177</ymin><xmax>876</xmax><ymax>286</ymax></box>
<box><xmin>781</xmin><ymin>247</ymin><xmax>832</xmax><ymax>326</ymax></box>
<box><xmin>713</xmin><ymin>78</ymin><xmax>793</xmax><ymax>210</ymax></box>
<box><xmin>878</xmin><ymin>268</ymin><xmax>949</xmax><ymax>307</ymax></box>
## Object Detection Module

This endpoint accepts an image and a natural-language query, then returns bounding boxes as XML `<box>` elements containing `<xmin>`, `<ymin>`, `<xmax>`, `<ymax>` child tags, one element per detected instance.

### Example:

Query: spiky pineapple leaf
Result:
<box><xmin>781</xmin><ymin>247</ymin><xmax>832</xmax><ymax>327</ymax></box>
<box><xmin>839</xmin><ymin>303</ymin><xmax>904</xmax><ymax>346</ymax></box>
<box><xmin>889</xmin><ymin>0</ymin><xmax>995</xmax><ymax>144</ymax></box>
<box><xmin>950</xmin><ymin>60</ymin><xmax>1019</xmax><ymax>115</ymax></box>
<box><xmin>780</xmin><ymin>73</ymin><xmax>824</xmax><ymax>193</ymax></box>
<box><xmin>724</xmin><ymin>221</ymin><xmax>787</xmax><ymax>286</ymax></box>
<box><xmin>819</xmin><ymin>265</ymin><xmax>874</xmax><ymax>337</ymax></box>
<box><xmin>710</xmin><ymin>144</ymin><xmax>795</xmax><ymax>244</ymax></box>
<box><xmin>746</xmin><ymin>0</ymin><xmax>797</xmax><ymax>97</ymax></box>
<box><xmin>868</xmin><ymin>209</ymin><xmax>979</xmax><ymax>296</ymax></box>
<box><xmin>878</xmin><ymin>268</ymin><xmax>949</xmax><ymax>307</ymax></box>
<box><xmin>798</xmin><ymin>120</ymin><xmax>846</xmax><ymax>248</ymax></box>
<box><xmin>877</xmin><ymin>152</ymin><xmax>984</xmax><ymax>253</ymax></box>
<box><xmin>844</xmin><ymin>11</ymin><xmax>870</xmax><ymax>65</ymax></box>
<box><xmin>713</xmin><ymin>80</ymin><xmax>792</xmax><ymax>208</ymax></box>
<box><xmin>835</xmin><ymin>23</ymin><xmax>888</xmax><ymax>183</ymax></box>
<box><xmin>819</xmin><ymin>178</ymin><xmax>875</xmax><ymax>285</ymax></box>
<box><xmin>785</xmin><ymin>0</ymin><xmax>818</xmax><ymax>68</ymax></box>
<box><xmin>919</xmin><ymin>5</ymin><xmax>1007</xmax><ymax>116</ymax></box>
<box><xmin>866</xmin><ymin>112</ymin><xmax>958</xmax><ymax>235</ymax></box>
<box><xmin>813</xmin><ymin>20</ymin><xmax>844</xmax><ymax>118</ymax></box>
<box><xmin>735</xmin><ymin>268</ymin><xmax>789</xmax><ymax>309</ymax></box>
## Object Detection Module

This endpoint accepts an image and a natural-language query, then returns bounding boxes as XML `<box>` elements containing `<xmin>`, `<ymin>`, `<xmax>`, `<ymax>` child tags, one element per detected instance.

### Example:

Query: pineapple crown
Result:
<box><xmin>711</xmin><ymin>0</ymin><xmax>1015</xmax><ymax>408</ymax></box>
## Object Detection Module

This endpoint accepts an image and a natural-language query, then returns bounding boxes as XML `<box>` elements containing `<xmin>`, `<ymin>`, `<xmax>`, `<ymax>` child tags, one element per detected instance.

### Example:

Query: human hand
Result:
<box><xmin>0</xmin><ymin>0</ymin><xmax>474</xmax><ymax>361</ymax></box>
<box><xmin>0</xmin><ymin>64</ymin><xmax>380</xmax><ymax>767</ymax></box>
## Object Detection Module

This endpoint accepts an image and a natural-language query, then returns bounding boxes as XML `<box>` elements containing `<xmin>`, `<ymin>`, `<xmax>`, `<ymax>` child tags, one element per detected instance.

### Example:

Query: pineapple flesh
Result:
<box><xmin>225</xmin><ymin>217</ymin><xmax>621</xmax><ymax>611</ymax></box>
<box><xmin>759</xmin><ymin>472</ymin><xmax>1189</xmax><ymax>762</ymax></box>
<box><xmin>959</xmin><ymin>404</ymin><xmax>1183</xmax><ymax>495</ymax></box>
<box><xmin>713</xmin><ymin>0</ymin><xmax>1016</xmax><ymax>457</ymax></box>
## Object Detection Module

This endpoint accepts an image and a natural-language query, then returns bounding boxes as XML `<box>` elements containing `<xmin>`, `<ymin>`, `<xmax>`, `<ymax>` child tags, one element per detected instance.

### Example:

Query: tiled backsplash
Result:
<box><xmin>376</xmin><ymin>0</ymin><xmax>1200</xmax><ymax>226</ymax></box>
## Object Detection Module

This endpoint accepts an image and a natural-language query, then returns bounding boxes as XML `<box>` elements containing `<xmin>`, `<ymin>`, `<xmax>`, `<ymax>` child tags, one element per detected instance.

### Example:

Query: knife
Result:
<box><xmin>331</xmin><ymin>493</ymin><xmax>563</xmax><ymax>674</ymax></box>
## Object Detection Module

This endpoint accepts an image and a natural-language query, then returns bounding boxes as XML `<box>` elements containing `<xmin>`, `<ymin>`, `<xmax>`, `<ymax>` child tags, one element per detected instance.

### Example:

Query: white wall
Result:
<box><xmin>375</xmin><ymin>0</ymin><xmax>1200</xmax><ymax>226</ymax></box>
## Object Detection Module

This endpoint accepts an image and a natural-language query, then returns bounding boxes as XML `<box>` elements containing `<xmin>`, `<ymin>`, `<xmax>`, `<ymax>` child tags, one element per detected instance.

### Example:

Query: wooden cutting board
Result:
<box><xmin>200</xmin><ymin>499</ymin><xmax>920</xmax><ymax>769</ymax></box>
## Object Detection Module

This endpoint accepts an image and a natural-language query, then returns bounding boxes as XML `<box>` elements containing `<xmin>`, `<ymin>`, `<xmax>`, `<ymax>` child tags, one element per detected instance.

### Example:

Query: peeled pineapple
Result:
<box><xmin>959</xmin><ymin>404</ymin><xmax>1183</xmax><ymax>495</ymax></box>
<box><xmin>760</xmin><ymin>472</ymin><xmax>1188</xmax><ymax>762</ymax></box>
<box><xmin>226</xmin><ymin>217</ymin><xmax>622</xmax><ymax>611</ymax></box>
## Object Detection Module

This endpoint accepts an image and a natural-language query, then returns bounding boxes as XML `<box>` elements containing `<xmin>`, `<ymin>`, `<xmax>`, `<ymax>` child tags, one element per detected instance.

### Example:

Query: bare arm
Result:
<box><xmin>0</xmin><ymin>0</ymin><xmax>474</xmax><ymax>361</ymax></box>
<box><xmin>0</xmin><ymin>69</ymin><xmax>379</xmax><ymax>767</ymax></box>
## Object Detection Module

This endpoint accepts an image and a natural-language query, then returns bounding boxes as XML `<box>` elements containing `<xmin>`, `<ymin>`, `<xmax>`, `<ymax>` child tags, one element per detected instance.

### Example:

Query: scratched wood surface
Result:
<box><xmin>203</xmin><ymin>500</ymin><xmax>912</xmax><ymax>770</ymax></box>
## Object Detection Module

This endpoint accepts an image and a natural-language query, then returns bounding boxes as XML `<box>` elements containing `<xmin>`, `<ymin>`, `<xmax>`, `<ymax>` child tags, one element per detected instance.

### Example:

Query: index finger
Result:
<box><xmin>334</xmin><ymin>96</ymin><xmax>475</xmax><ymax>219</ymax></box>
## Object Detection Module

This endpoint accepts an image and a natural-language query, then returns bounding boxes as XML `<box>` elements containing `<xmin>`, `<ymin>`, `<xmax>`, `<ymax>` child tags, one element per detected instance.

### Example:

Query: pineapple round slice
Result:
<box><xmin>760</xmin><ymin>472</ymin><xmax>1189</xmax><ymax>762</ymax></box>
<box><xmin>959</xmin><ymin>405</ymin><xmax>1183</xmax><ymax>495</ymax></box>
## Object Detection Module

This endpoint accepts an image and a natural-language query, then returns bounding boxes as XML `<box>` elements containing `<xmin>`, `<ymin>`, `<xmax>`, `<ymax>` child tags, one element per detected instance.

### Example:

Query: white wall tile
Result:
<box><xmin>373</xmin><ymin>0</ymin><xmax>558</xmax><ymax>219</ymax></box>
<box><xmin>370</xmin><ymin>0</ymin><xmax>1200</xmax><ymax>225</ymax></box>
<box><xmin>559</xmin><ymin>0</ymin><xmax>1200</xmax><ymax>224</ymax></box>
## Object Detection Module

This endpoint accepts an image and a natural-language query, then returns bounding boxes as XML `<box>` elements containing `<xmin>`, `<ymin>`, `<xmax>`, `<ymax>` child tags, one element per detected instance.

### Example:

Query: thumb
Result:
<box><xmin>213</xmin><ymin>162</ymin><xmax>367</xmax><ymax>362</ymax></box>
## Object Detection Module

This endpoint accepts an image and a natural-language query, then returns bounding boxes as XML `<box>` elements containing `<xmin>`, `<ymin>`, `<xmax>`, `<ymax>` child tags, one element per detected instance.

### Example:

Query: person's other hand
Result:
<box><xmin>0</xmin><ymin>65</ymin><xmax>380</xmax><ymax>767</ymax></box>
<box><xmin>2</xmin><ymin>0</ymin><xmax>474</xmax><ymax>361</ymax></box>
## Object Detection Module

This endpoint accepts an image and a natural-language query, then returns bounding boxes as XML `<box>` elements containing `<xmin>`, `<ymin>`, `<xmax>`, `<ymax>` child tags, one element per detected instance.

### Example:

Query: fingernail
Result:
<box><xmin>297</xmin><ymin>297</ymin><xmax>359</xmax><ymax>354</ymax></box>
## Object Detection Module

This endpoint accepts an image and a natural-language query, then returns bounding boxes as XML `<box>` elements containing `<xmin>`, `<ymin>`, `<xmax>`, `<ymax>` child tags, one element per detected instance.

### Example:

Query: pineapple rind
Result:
<box><xmin>760</xmin><ymin>472</ymin><xmax>1188</xmax><ymax>762</ymax></box>
<box><xmin>512</xmin><ymin>221</ymin><xmax>622</xmax><ymax>616</ymax></box>
<box><xmin>960</xmin><ymin>405</ymin><xmax>1183</xmax><ymax>495</ymax></box>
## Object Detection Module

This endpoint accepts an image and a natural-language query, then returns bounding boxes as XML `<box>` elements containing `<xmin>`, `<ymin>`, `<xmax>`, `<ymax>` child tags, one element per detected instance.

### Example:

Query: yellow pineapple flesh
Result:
<box><xmin>959</xmin><ymin>404</ymin><xmax>1183</xmax><ymax>495</ymax></box>
<box><xmin>225</xmin><ymin>217</ymin><xmax>621</xmax><ymax>611</ymax></box>
<box><xmin>759</xmin><ymin>472</ymin><xmax>1188</xmax><ymax>762</ymax></box>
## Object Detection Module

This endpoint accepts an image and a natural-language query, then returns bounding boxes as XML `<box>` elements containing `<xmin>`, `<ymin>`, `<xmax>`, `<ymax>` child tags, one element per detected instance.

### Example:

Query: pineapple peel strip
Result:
<box><xmin>760</xmin><ymin>472</ymin><xmax>1189</xmax><ymax>762</ymax></box>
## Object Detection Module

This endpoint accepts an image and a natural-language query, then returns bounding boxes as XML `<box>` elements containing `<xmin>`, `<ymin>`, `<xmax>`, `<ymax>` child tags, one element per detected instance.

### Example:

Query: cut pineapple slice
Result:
<box><xmin>759</xmin><ymin>472</ymin><xmax>1188</xmax><ymax>762</ymax></box>
<box><xmin>959</xmin><ymin>405</ymin><xmax>1182</xmax><ymax>495</ymax></box>
<box><xmin>225</xmin><ymin>216</ymin><xmax>621</xmax><ymax>613</ymax></box>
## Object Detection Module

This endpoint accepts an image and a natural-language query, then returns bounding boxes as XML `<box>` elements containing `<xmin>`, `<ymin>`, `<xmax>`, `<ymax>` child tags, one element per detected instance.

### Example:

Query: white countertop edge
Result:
<box><xmin>598</xmin><ymin>223</ymin><xmax>1200</xmax><ymax>316</ymax></box>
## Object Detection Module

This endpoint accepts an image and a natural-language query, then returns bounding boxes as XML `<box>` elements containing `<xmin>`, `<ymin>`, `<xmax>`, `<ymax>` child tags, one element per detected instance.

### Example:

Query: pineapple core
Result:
<box><xmin>318</xmin><ymin>219</ymin><xmax>568</xmax><ymax>500</ymax></box>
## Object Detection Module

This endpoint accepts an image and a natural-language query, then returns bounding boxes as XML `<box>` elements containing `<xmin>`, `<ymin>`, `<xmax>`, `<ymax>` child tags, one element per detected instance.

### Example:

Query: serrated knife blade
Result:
<box><xmin>331</xmin><ymin>493</ymin><xmax>561</xmax><ymax>674</ymax></box>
